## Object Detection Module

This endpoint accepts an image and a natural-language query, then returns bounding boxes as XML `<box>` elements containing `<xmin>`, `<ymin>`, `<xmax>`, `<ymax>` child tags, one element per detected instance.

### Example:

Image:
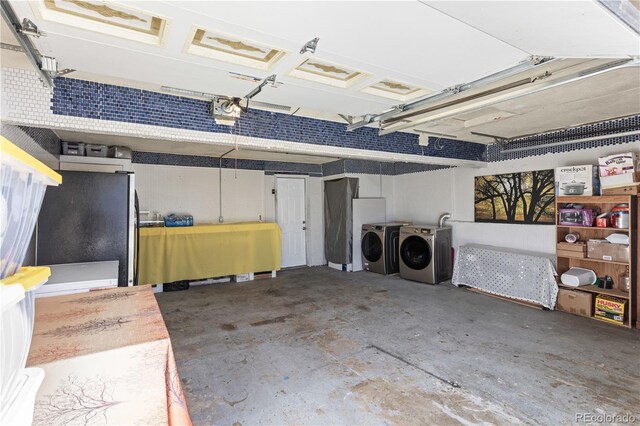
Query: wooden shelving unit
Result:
<box><xmin>556</xmin><ymin>195</ymin><xmax>637</xmax><ymax>328</ymax></box>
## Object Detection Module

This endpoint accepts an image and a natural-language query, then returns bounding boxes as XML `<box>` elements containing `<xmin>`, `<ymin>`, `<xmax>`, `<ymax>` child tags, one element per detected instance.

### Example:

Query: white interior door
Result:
<box><xmin>276</xmin><ymin>177</ymin><xmax>307</xmax><ymax>268</ymax></box>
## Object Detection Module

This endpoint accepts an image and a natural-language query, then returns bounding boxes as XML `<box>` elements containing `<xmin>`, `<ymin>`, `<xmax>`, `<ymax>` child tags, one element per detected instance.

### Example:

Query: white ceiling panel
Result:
<box><xmin>19</xmin><ymin>31</ymin><xmax>392</xmax><ymax>115</ymax></box>
<box><xmin>426</xmin><ymin>1</ymin><xmax>640</xmax><ymax>57</ymax></box>
<box><xmin>171</xmin><ymin>1</ymin><xmax>529</xmax><ymax>86</ymax></box>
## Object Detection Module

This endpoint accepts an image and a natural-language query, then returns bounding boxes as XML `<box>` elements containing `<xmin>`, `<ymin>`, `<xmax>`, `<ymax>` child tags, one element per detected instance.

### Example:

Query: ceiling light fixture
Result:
<box><xmin>300</xmin><ymin>37</ymin><xmax>319</xmax><ymax>54</ymax></box>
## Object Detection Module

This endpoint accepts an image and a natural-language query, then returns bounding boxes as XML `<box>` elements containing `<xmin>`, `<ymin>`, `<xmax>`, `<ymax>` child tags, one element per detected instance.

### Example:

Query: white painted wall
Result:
<box><xmin>393</xmin><ymin>141</ymin><xmax>640</xmax><ymax>255</ymax></box>
<box><xmin>132</xmin><ymin>163</ymin><xmax>265</xmax><ymax>223</ymax></box>
<box><xmin>392</xmin><ymin>168</ymin><xmax>454</xmax><ymax>225</ymax></box>
<box><xmin>132</xmin><ymin>140</ymin><xmax>639</xmax><ymax>270</ymax></box>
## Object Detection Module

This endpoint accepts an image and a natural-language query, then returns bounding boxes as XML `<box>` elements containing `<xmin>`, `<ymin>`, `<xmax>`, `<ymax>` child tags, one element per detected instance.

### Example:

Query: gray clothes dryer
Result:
<box><xmin>361</xmin><ymin>222</ymin><xmax>406</xmax><ymax>275</ymax></box>
<box><xmin>398</xmin><ymin>225</ymin><xmax>452</xmax><ymax>284</ymax></box>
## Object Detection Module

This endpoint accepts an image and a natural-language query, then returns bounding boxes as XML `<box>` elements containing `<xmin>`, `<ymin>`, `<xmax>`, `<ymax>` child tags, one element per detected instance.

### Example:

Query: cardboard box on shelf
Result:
<box><xmin>557</xmin><ymin>288</ymin><xmax>593</xmax><ymax>317</ymax></box>
<box><xmin>557</xmin><ymin>242</ymin><xmax>586</xmax><ymax>252</ymax></box>
<box><xmin>557</xmin><ymin>242</ymin><xmax>587</xmax><ymax>259</ymax></box>
<box><xmin>594</xmin><ymin>309</ymin><xmax>624</xmax><ymax>324</ymax></box>
<box><xmin>600</xmin><ymin>173</ymin><xmax>636</xmax><ymax>189</ymax></box>
<box><xmin>555</xmin><ymin>165</ymin><xmax>600</xmax><ymax>196</ymax></box>
<box><xmin>598</xmin><ymin>152</ymin><xmax>637</xmax><ymax>177</ymax></box>
<box><xmin>595</xmin><ymin>294</ymin><xmax>627</xmax><ymax>324</ymax></box>
<box><xmin>601</xmin><ymin>183</ymin><xmax>639</xmax><ymax>195</ymax></box>
<box><xmin>586</xmin><ymin>240</ymin><xmax>630</xmax><ymax>262</ymax></box>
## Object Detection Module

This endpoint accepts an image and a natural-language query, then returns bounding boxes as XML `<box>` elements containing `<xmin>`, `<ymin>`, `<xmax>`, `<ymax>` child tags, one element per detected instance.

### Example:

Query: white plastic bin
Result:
<box><xmin>0</xmin><ymin>267</ymin><xmax>50</xmax><ymax>423</ymax></box>
<box><xmin>560</xmin><ymin>267</ymin><xmax>597</xmax><ymax>287</ymax></box>
<box><xmin>1</xmin><ymin>137</ymin><xmax>61</xmax><ymax>279</ymax></box>
<box><xmin>0</xmin><ymin>367</ymin><xmax>44</xmax><ymax>425</ymax></box>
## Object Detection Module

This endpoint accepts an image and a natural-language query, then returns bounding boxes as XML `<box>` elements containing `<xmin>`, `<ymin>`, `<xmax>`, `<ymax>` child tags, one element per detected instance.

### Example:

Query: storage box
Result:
<box><xmin>233</xmin><ymin>273</ymin><xmax>254</xmax><ymax>282</ymax></box>
<box><xmin>598</xmin><ymin>152</ymin><xmax>637</xmax><ymax>177</ymax></box>
<box><xmin>556</xmin><ymin>288</ymin><xmax>593</xmax><ymax>317</ymax></box>
<box><xmin>164</xmin><ymin>214</ymin><xmax>193</xmax><ymax>227</ymax></box>
<box><xmin>61</xmin><ymin>141</ymin><xmax>85</xmax><ymax>156</ymax></box>
<box><xmin>85</xmin><ymin>144</ymin><xmax>108</xmax><ymax>157</ymax></box>
<box><xmin>595</xmin><ymin>294</ymin><xmax>626</xmax><ymax>324</ymax></box>
<box><xmin>556</xmin><ymin>242</ymin><xmax>586</xmax><ymax>259</ymax></box>
<box><xmin>1</xmin><ymin>138</ymin><xmax>61</xmax><ymax>278</ymax></box>
<box><xmin>555</xmin><ymin>165</ymin><xmax>600</xmax><ymax>196</ymax></box>
<box><xmin>254</xmin><ymin>271</ymin><xmax>276</xmax><ymax>280</ymax></box>
<box><xmin>108</xmin><ymin>146</ymin><xmax>132</xmax><ymax>159</ymax></box>
<box><xmin>600</xmin><ymin>173</ymin><xmax>636</xmax><ymax>189</ymax></box>
<box><xmin>586</xmin><ymin>239</ymin><xmax>630</xmax><ymax>262</ymax></box>
<box><xmin>601</xmin><ymin>183</ymin><xmax>639</xmax><ymax>195</ymax></box>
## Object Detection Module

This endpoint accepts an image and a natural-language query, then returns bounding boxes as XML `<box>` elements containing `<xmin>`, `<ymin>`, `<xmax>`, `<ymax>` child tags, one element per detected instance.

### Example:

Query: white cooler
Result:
<box><xmin>36</xmin><ymin>261</ymin><xmax>119</xmax><ymax>298</ymax></box>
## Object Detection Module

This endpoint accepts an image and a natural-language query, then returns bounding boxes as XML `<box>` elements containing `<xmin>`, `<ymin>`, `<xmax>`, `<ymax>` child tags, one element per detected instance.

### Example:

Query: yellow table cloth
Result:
<box><xmin>138</xmin><ymin>222</ymin><xmax>282</xmax><ymax>285</ymax></box>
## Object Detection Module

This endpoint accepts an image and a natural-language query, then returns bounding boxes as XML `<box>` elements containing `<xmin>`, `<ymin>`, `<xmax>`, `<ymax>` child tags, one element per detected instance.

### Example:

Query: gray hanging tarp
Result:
<box><xmin>324</xmin><ymin>177</ymin><xmax>359</xmax><ymax>264</ymax></box>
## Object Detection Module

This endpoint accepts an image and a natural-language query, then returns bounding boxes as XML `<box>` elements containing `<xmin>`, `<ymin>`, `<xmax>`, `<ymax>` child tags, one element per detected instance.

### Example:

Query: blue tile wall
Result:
<box><xmin>17</xmin><ymin>126</ymin><xmax>60</xmax><ymax>156</ymax></box>
<box><xmin>487</xmin><ymin>115</ymin><xmax>640</xmax><ymax>162</ymax></box>
<box><xmin>51</xmin><ymin>77</ymin><xmax>486</xmax><ymax>161</ymax></box>
<box><xmin>51</xmin><ymin>77</ymin><xmax>638</xmax><ymax>171</ymax></box>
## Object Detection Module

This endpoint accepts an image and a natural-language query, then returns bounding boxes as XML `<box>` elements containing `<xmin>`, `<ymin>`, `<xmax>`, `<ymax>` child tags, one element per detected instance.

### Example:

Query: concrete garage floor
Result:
<box><xmin>156</xmin><ymin>266</ymin><xmax>640</xmax><ymax>425</ymax></box>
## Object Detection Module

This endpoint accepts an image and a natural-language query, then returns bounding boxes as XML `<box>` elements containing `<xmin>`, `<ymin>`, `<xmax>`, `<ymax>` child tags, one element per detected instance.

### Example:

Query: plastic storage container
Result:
<box><xmin>0</xmin><ymin>267</ymin><xmax>50</xmax><ymax>423</ymax></box>
<box><xmin>560</xmin><ymin>267</ymin><xmax>597</xmax><ymax>287</ymax></box>
<box><xmin>108</xmin><ymin>145</ymin><xmax>132</xmax><ymax>159</ymax></box>
<box><xmin>1</xmin><ymin>137</ymin><xmax>62</xmax><ymax>279</ymax></box>
<box><xmin>164</xmin><ymin>213</ymin><xmax>193</xmax><ymax>227</ymax></box>
<box><xmin>0</xmin><ymin>367</ymin><xmax>44</xmax><ymax>425</ymax></box>
<box><xmin>85</xmin><ymin>143</ymin><xmax>108</xmax><ymax>157</ymax></box>
<box><xmin>61</xmin><ymin>141</ymin><xmax>85</xmax><ymax>156</ymax></box>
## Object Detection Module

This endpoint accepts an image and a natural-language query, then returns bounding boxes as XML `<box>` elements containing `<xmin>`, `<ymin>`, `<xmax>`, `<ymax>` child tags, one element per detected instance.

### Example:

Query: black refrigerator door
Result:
<box><xmin>36</xmin><ymin>171</ymin><xmax>130</xmax><ymax>285</ymax></box>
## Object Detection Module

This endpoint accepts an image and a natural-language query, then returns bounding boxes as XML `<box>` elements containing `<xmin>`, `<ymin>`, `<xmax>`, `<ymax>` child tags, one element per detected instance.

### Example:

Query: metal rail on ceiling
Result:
<box><xmin>0</xmin><ymin>0</ymin><xmax>53</xmax><ymax>88</ymax></box>
<box><xmin>378</xmin><ymin>58</ymin><xmax>638</xmax><ymax>136</ymax></box>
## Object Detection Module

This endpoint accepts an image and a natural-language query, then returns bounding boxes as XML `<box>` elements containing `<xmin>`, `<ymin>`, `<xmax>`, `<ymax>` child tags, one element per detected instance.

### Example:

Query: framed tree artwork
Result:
<box><xmin>474</xmin><ymin>169</ymin><xmax>555</xmax><ymax>224</ymax></box>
